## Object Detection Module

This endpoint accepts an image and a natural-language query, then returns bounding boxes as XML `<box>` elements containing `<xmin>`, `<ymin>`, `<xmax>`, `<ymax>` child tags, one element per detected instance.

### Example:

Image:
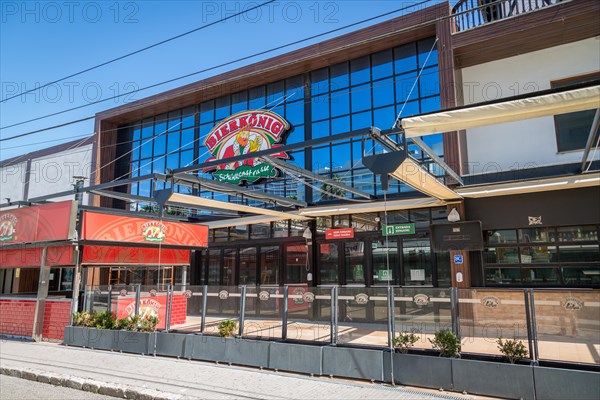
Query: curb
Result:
<box><xmin>0</xmin><ymin>366</ymin><xmax>184</xmax><ymax>400</ymax></box>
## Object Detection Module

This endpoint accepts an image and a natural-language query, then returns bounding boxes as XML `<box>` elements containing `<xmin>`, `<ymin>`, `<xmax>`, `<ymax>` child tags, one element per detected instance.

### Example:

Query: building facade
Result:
<box><xmin>85</xmin><ymin>0</ymin><xmax>599</xmax><ymax>290</ymax></box>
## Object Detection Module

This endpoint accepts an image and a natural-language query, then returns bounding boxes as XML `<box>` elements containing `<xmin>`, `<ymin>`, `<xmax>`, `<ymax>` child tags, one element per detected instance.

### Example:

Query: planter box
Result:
<box><xmin>188</xmin><ymin>335</ymin><xmax>269</xmax><ymax>368</ymax></box>
<box><xmin>268</xmin><ymin>342</ymin><xmax>323</xmax><ymax>375</ymax></box>
<box><xmin>114</xmin><ymin>330</ymin><xmax>154</xmax><ymax>355</ymax></box>
<box><xmin>384</xmin><ymin>352</ymin><xmax>453</xmax><ymax>389</ymax></box>
<box><xmin>534</xmin><ymin>366</ymin><xmax>600</xmax><ymax>400</ymax></box>
<box><xmin>155</xmin><ymin>332</ymin><xmax>187</xmax><ymax>358</ymax></box>
<box><xmin>322</xmin><ymin>346</ymin><xmax>384</xmax><ymax>381</ymax></box>
<box><xmin>63</xmin><ymin>326</ymin><xmax>88</xmax><ymax>347</ymax></box>
<box><xmin>452</xmin><ymin>358</ymin><xmax>535</xmax><ymax>400</ymax></box>
<box><xmin>87</xmin><ymin>328</ymin><xmax>118</xmax><ymax>351</ymax></box>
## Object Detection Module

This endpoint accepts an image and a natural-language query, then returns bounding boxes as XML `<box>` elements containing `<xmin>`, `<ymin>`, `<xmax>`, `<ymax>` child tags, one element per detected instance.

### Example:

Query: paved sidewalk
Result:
<box><xmin>0</xmin><ymin>340</ymin><xmax>488</xmax><ymax>400</ymax></box>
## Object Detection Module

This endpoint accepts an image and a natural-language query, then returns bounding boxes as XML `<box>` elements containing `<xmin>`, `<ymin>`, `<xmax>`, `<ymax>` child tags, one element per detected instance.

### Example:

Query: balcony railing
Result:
<box><xmin>452</xmin><ymin>0</ymin><xmax>566</xmax><ymax>32</ymax></box>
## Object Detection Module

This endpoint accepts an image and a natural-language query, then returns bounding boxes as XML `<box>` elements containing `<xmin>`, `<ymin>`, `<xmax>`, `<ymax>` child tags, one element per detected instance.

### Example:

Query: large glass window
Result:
<box><xmin>319</xmin><ymin>243</ymin><xmax>339</xmax><ymax>285</ymax></box>
<box><xmin>345</xmin><ymin>241</ymin><xmax>365</xmax><ymax>285</ymax></box>
<box><xmin>239</xmin><ymin>248</ymin><xmax>257</xmax><ymax>285</ymax></box>
<box><xmin>260</xmin><ymin>246</ymin><xmax>280</xmax><ymax>285</ymax></box>
<box><xmin>402</xmin><ymin>239</ymin><xmax>432</xmax><ymax>286</ymax></box>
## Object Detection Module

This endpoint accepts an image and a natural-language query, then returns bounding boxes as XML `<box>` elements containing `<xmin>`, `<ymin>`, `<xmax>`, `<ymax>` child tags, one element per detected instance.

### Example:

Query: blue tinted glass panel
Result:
<box><xmin>132</xmin><ymin>125</ymin><xmax>141</xmax><ymax>141</ymax></box>
<box><xmin>285</xmin><ymin>100</ymin><xmax>304</xmax><ymax>126</ymax></box>
<box><xmin>138</xmin><ymin>181</ymin><xmax>151</xmax><ymax>197</ymax></box>
<box><xmin>167</xmin><ymin>132</ymin><xmax>181</xmax><ymax>153</ymax></box>
<box><xmin>350</xmin><ymin>56</ymin><xmax>370</xmax><ymax>85</ymax></box>
<box><xmin>180</xmin><ymin>150</ymin><xmax>193</xmax><ymax>167</ymax></box>
<box><xmin>352</xmin><ymin>111</ymin><xmax>372</xmax><ymax>130</ymax></box>
<box><xmin>374</xmin><ymin>106</ymin><xmax>395</xmax><ymax>128</ymax></box>
<box><xmin>289</xmin><ymin>150</ymin><xmax>304</xmax><ymax>169</ymax></box>
<box><xmin>423</xmin><ymin>133</ymin><xmax>444</xmax><ymax>156</ymax></box>
<box><xmin>311</xmin><ymin>68</ymin><xmax>328</xmax><ymax>96</ymax></box>
<box><xmin>394</xmin><ymin>43</ymin><xmax>417</xmax><ymax>73</ymax></box>
<box><xmin>373</xmin><ymin>78</ymin><xmax>394</xmax><ymax>108</ymax></box>
<box><xmin>420</xmin><ymin>68</ymin><xmax>440</xmax><ymax>97</ymax></box>
<box><xmin>153</xmin><ymin>133</ymin><xmax>166</xmax><ymax>156</ymax></box>
<box><xmin>372</xmin><ymin>50</ymin><xmax>393</xmax><ymax>80</ymax></box>
<box><xmin>215</xmin><ymin>96</ymin><xmax>230</xmax><ymax>120</ymax></box>
<box><xmin>421</xmin><ymin>96</ymin><xmax>440</xmax><ymax>113</ymax></box>
<box><xmin>396</xmin><ymin>72</ymin><xmax>419</xmax><ymax>102</ymax></box>
<box><xmin>140</xmin><ymin>139</ymin><xmax>152</xmax><ymax>158</ymax></box>
<box><xmin>166</xmin><ymin>153</ymin><xmax>179</xmax><ymax>170</ymax></box>
<box><xmin>130</xmin><ymin>162</ymin><xmax>139</xmax><ymax>178</ymax></box>
<box><xmin>418</xmin><ymin>37</ymin><xmax>438</xmax><ymax>67</ymax></box>
<box><xmin>312</xmin><ymin>146</ymin><xmax>330</xmax><ymax>173</ymax></box>
<box><xmin>249</xmin><ymin>86</ymin><xmax>266</xmax><ymax>109</ymax></box>
<box><xmin>130</xmin><ymin>143</ymin><xmax>140</xmax><ymax>161</ymax></box>
<box><xmin>142</xmin><ymin>119</ymin><xmax>153</xmax><ymax>138</ymax></box>
<box><xmin>168</xmin><ymin>110</ymin><xmax>182</xmax><ymax>130</ymax></box>
<box><xmin>286</xmin><ymin>125</ymin><xmax>304</xmax><ymax>144</ymax></box>
<box><xmin>331</xmin><ymin>116</ymin><xmax>350</xmax><ymax>135</ymax></box>
<box><xmin>267</xmin><ymin>81</ymin><xmax>285</xmax><ymax>104</ymax></box>
<box><xmin>270</xmin><ymin>105</ymin><xmax>284</xmax><ymax>119</ymax></box>
<box><xmin>351</xmin><ymin>84</ymin><xmax>371</xmax><ymax>112</ymax></box>
<box><xmin>331</xmin><ymin>142</ymin><xmax>351</xmax><ymax>170</ymax></box>
<box><xmin>139</xmin><ymin>159</ymin><xmax>152</xmax><ymax>176</ymax></box>
<box><xmin>312</xmin><ymin>95</ymin><xmax>330</xmax><ymax>121</ymax></box>
<box><xmin>200</xmin><ymin>101</ymin><xmax>214</xmax><ymax>123</ymax></box>
<box><xmin>181</xmin><ymin>129</ymin><xmax>195</xmax><ymax>150</ymax></box>
<box><xmin>130</xmin><ymin>182</ymin><xmax>139</xmax><ymax>196</ymax></box>
<box><xmin>182</xmin><ymin>107</ymin><xmax>195</xmax><ymax>128</ymax></box>
<box><xmin>396</xmin><ymin>100</ymin><xmax>420</xmax><ymax>118</ymax></box>
<box><xmin>352</xmin><ymin>141</ymin><xmax>363</xmax><ymax>168</ymax></box>
<box><xmin>196</xmin><ymin>148</ymin><xmax>211</xmax><ymax>164</ymax></box>
<box><xmin>312</xmin><ymin>120</ymin><xmax>329</xmax><ymax>139</ymax></box>
<box><xmin>331</xmin><ymin>88</ymin><xmax>350</xmax><ymax>117</ymax></box>
<box><xmin>330</xmin><ymin>62</ymin><xmax>349</xmax><ymax>90</ymax></box>
<box><xmin>231</xmin><ymin>92</ymin><xmax>248</xmax><ymax>114</ymax></box>
<box><xmin>153</xmin><ymin>157</ymin><xmax>165</xmax><ymax>174</ymax></box>
<box><xmin>286</xmin><ymin>75</ymin><xmax>304</xmax><ymax>99</ymax></box>
<box><xmin>199</xmin><ymin>123</ymin><xmax>213</xmax><ymax>142</ymax></box>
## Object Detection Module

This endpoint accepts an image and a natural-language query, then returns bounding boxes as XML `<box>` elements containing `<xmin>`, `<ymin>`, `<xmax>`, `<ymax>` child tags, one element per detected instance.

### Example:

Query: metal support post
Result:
<box><xmin>107</xmin><ymin>285</ymin><xmax>112</xmax><ymax>314</ymax></box>
<box><xmin>529</xmin><ymin>289</ymin><xmax>540</xmax><ymax>365</ymax></box>
<box><xmin>451</xmin><ymin>287</ymin><xmax>462</xmax><ymax>340</ymax></box>
<box><xmin>238</xmin><ymin>286</ymin><xmax>247</xmax><ymax>337</ymax></box>
<box><xmin>134</xmin><ymin>284</ymin><xmax>141</xmax><ymax>317</ymax></box>
<box><xmin>387</xmin><ymin>286</ymin><xmax>394</xmax><ymax>348</ymax></box>
<box><xmin>32</xmin><ymin>247</ymin><xmax>50</xmax><ymax>341</ymax></box>
<box><xmin>165</xmin><ymin>284</ymin><xmax>173</xmax><ymax>332</ymax></box>
<box><xmin>200</xmin><ymin>285</ymin><xmax>208</xmax><ymax>333</ymax></box>
<box><xmin>524</xmin><ymin>289</ymin><xmax>536</xmax><ymax>365</ymax></box>
<box><xmin>282</xmin><ymin>285</ymin><xmax>289</xmax><ymax>340</ymax></box>
<box><xmin>330</xmin><ymin>286</ymin><xmax>338</xmax><ymax>345</ymax></box>
<box><xmin>69</xmin><ymin>245</ymin><xmax>82</xmax><ymax>324</ymax></box>
<box><xmin>83</xmin><ymin>285</ymin><xmax>91</xmax><ymax>311</ymax></box>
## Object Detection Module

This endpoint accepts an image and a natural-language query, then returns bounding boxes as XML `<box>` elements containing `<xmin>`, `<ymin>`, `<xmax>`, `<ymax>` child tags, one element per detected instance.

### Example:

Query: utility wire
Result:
<box><xmin>0</xmin><ymin>0</ymin><xmax>435</xmax><ymax>136</ymax></box>
<box><xmin>0</xmin><ymin>1</ymin><xmax>277</xmax><ymax>104</ymax></box>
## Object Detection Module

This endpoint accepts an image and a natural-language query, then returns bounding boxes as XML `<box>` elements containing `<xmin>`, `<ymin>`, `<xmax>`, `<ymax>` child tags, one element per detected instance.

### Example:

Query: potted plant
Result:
<box><xmin>392</xmin><ymin>332</ymin><xmax>418</xmax><ymax>354</ymax></box>
<box><xmin>218</xmin><ymin>319</ymin><xmax>238</xmax><ymax>337</ymax></box>
<box><xmin>429</xmin><ymin>329</ymin><xmax>461</xmax><ymax>358</ymax></box>
<box><xmin>496</xmin><ymin>338</ymin><xmax>528</xmax><ymax>364</ymax></box>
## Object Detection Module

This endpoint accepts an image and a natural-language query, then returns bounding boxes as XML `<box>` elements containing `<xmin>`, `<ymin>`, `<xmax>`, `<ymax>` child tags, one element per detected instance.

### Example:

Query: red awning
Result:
<box><xmin>0</xmin><ymin>245</ymin><xmax>75</xmax><ymax>268</ymax></box>
<box><xmin>82</xmin><ymin>245</ymin><xmax>191</xmax><ymax>266</ymax></box>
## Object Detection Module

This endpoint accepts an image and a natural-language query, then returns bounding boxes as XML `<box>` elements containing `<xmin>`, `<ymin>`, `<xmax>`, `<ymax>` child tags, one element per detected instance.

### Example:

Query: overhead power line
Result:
<box><xmin>0</xmin><ymin>0</ymin><xmax>435</xmax><ymax>139</ymax></box>
<box><xmin>0</xmin><ymin>1</ymin><xmax>277</xmax><ymax>104</ymax></box>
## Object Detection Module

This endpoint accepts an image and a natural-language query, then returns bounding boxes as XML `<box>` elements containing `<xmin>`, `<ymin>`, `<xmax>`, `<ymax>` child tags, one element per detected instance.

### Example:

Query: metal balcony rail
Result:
<box><xmin>452</xmin><ymin>0</ymin><xmax>566</xmax><ymax>32</ymax></box>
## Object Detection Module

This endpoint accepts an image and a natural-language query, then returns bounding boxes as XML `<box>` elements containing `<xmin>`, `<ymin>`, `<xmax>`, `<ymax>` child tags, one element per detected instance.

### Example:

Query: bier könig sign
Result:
<box><xmin>203</xmin><ymin>110</ymin><xmax>290</xmax><ymax>185</ymax></box>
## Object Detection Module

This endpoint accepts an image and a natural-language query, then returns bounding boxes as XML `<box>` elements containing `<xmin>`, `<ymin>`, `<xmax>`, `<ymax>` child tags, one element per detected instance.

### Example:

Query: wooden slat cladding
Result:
<box><xmin>95</xmin><ymin>2</ymin><xmax>449</xmax><ymax>126</ymax></box>
<box><xmin>453</xmin><ymin>0</ymin><xmax>600</xmax><ymax>68</ymax></box>
<box><xmin>92</xmin><ymin>120</ymin><xmax>118</xmax><ymax>208</ymax></box>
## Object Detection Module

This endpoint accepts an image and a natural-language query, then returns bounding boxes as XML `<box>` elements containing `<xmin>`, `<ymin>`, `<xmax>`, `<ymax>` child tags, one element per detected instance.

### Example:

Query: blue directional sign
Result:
<box><xmin>453</xmin><ymin>254</ymin><xmax>464</xmax><ymax>264</ymax></box>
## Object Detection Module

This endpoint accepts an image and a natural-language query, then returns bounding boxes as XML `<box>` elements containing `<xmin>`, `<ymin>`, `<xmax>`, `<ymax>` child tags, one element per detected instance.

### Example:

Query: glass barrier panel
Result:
<box><xmin>337</xmin><ymin>287</ymin><xmax>388</xmax><ymax>347</ymax></box>
<box><xmin>458</xmin><ymin>289</ymin><xmax>529</xmax><ymax>357</ymax></box>
<box><xmin>533</xmin><ymin>290</ymin><xmax>600</xmax><ymax>365</ymax></box>
<box><xmin>171</xmin><ymin>285</ymin><xmax>204</xmax><ymax>333</ymax></box>
<box><xmin>243</xmin><ymin>286</ymin><xmax>284</xmax><ymax>340</ymax></box>
<box><xmin>394</xmin><ymin>288</ymin><xmax>452</xmax><ymax>350</ymax></box>
<box><xmin>203</xmin><ymin>285</ymin><xmax>242</xmax><ymax>336</ymax></box>
<box><xmin>135</xmin><ymin>285</ymin><xmax>170</xmax><ymax>330</ymax></box>
<box><xmin>286</xmin><ymin>286</ymin><xmax>333</xmax><ymax>343</ymax></box>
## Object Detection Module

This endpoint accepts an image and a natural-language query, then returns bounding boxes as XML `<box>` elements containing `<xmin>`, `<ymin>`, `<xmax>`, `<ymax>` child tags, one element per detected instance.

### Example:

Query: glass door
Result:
<box><xmin>402</xmin><ymin>238</ymin><xmax>433</xmax><ymax>286</ymax></box>
<box><xmin>344</xmin><ymin>241</ymin><xmax>365</xmax><ymax>285</ymax></box>
<box><xmin>318</xmin><ymin>242</ymin><xmax>339</xmax><ymax>285</ymax></box>
<box><xmin>260</xmin><ymin>246</ymin><xmax>280</xmax><ymax>286</ymax></box>
<box><xmin>372</xmin><ymin>238</ymin><xmax>399</xmax><ymax>286</ymax></box>
<box><xmin>285</xmin><ymin>243</ymin><xmax>308</xmax><ymax>285</ymax></box>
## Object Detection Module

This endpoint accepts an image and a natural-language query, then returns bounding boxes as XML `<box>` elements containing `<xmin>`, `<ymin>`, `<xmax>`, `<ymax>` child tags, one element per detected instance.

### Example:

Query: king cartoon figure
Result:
<box><xmin>221</xmin><ymin>125</ymin><xmax>264</xmax><ymax>170</ymax></box>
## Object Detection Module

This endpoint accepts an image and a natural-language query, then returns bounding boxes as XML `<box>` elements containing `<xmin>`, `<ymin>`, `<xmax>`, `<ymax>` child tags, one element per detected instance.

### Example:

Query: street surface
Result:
<box><xmin>0</xmin><ymin>375</ymin><xmax>112</xmax><ymax>399</ymax></box>
<box><xmin>0</xmin><ymin>340</ymin><xmax>488</xmax><ymax>400</ymax></box>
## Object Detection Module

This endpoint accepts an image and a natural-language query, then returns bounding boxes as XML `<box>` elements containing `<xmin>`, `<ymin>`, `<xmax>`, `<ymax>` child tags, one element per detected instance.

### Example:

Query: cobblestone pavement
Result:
<box><xmin>0</xmin><ymin>375</ymin><xmax>113</xmax><ymax>400</ymax></box>
<box><xmin>0</xmin><ymin>340</ymin><xmax>488</xmax><ymax>400</ymax></box>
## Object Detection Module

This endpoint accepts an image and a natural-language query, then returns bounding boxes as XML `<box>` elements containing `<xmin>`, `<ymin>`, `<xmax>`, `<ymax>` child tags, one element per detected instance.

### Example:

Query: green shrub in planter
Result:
<box><xmin>140</xmin><ymin>315</ymin><xmax>159</xmax><ymax>332</ymax></box>
<box><xmin>429</xmin><ymin>329</ymin><xmax>461</xmax><ymax>357</ymax></box>
<box><xmin>218</xmin><ymin>319</ymin><xmax>238</xmax><ymax>337</ymax></box>
<box><xmin>93</xmin><ymin>311</ymin><xmax>116</xmax><ymax>330</ymax></box>
<box><xmin>72</xmin><ymin>311</ymin><xmax>95</xmax><ymax>327</ymax></box>
<box><xmin>392</xmin><ymin>332</ymin><xmax>419</xmax><ymax>353</ymax></box>
<box><xmin>497</xmin><ymin>338</ymin><xmax>529</xmax><ymax>364</ymax></box>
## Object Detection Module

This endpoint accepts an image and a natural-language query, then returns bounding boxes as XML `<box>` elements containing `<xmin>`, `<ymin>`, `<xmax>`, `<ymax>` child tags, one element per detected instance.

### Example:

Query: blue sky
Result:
<box><xmin>0</xmin><ymin>0</ymin><xmax>446</xmax><ymax>160</ymax></box>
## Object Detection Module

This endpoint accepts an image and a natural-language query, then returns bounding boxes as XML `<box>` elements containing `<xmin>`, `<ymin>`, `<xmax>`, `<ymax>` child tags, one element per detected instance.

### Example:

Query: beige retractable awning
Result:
<box><xmin>402</xmin><ymin>86</ymin><xmax>600</xmax><ymax>137</ymax></box>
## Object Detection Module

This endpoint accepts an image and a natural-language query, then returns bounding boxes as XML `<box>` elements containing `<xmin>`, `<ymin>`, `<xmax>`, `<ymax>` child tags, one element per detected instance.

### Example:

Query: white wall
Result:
<box><xmin>460</xmin><ymin>37</ymin><xmax>600</xmax><ymax>174</ymax></box>
<box><xmin>0</xmin><ymin>161</ymin><xmax>27</xmax><ymax>203</ymax></box>
<box><xmin>1</xmin><ymin>144</ymin><xmax>93</xmax><ymax>205</ymax></box>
